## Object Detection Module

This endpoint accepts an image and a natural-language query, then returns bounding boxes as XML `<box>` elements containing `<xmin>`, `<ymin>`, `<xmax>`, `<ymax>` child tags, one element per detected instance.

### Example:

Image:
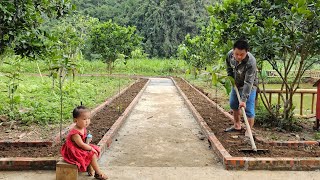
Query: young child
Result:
<box><xmin>61</xmin><ymin>106</ymin><xmax>108</xmax><ymax>180</ymax></box>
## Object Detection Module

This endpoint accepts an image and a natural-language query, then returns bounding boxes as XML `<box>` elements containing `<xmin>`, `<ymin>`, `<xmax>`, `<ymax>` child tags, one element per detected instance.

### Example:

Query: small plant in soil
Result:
<box><xmin>0</xmin><ymin>49</ymin><xmax>23</xmax><ymax>121</ymax></box>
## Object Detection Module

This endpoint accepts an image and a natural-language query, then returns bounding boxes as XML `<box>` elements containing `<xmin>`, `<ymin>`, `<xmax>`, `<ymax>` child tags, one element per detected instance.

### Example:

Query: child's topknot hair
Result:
<box><xmin>72</xmin><ymin>106</ymin><xmax>89</xmax><ymax>118</ymax></box>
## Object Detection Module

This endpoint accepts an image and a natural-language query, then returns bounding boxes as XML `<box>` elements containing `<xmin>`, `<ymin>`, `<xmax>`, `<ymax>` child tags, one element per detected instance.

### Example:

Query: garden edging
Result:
<box><xmin>0</xmin><ymin>78</ymin><xmax>149</xmax><ymax>170</ymax></box>
<box><xmin>172</xmin><ymin>77</ymin><xmax>320</xmax><ymax>171</ymax></box>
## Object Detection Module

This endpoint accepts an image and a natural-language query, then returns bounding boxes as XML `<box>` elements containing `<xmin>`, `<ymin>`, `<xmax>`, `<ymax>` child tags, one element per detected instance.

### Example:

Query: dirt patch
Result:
<box><xmin>89</xmin><ymin>79</ymin><xmax>147</xmax><ymax>145</ymax></box>
<box><xmin>174</xmin><ymin>77</ymin><xmax>320</xmax><ymax>157</ymax></box>
<box><xmin>186</xmin><ymin>78</ymin><xmax>318</xmax><ymax>142</ymax></box>
<box><xmin>0</xmin><ymin>79</ymin><xmax>147</xmax><ymax>158</ymax></box>
<box><xmin>0</xmin><ymin>124</ymin><xmax>69</xmax><ymax>142</ymax></box>
<box><xmin>254</xmin><ymin>119</ymin><xmax>317</xmax><ymax>141</ymax></box>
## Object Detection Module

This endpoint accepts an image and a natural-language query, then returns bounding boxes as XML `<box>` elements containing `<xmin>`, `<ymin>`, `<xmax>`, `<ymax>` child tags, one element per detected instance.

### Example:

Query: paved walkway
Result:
<box><xmin>1</xmin><ymin>78</ymin><xmax>320</xmax><ymax>180</ymax></box>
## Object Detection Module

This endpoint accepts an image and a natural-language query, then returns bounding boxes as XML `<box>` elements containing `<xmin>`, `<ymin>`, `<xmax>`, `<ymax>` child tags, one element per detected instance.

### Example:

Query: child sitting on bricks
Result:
<box><xmin>61</xmin><ymin>106</ymin><xmax>108</xmax><ymax>180</ymax></box>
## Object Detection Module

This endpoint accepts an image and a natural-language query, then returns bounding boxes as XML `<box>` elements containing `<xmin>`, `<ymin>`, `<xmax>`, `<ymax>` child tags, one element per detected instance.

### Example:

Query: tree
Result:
<box><xmin>205</xmin><ymin>0</ymin><xmax>320</xmax><ymax>128</ymax></box>
<box><xmin>89</xmin><ymin>20</ymin><xmax>142</xmax><ymax>73</ymax></box>
<box><xmin>73</xmin><ymin>0</ymin><xmax>212</xmax><ymax>58</ymax></box>
<box><xmin>0</xmin><ymin>0</ymin><xmax>73</xmax><ymax>57</ymax></box>
<box><xmin>178</xmin><ymin>34</ymin><xmax>208</xmax><ymax>78</ymax></box>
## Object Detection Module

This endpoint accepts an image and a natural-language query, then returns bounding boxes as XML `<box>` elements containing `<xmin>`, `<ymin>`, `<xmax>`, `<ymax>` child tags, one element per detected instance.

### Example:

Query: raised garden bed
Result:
<box><xmin>173</xmin><ymin>77</ymin><xmax>320</xmax><ymax>170</ymax></box>
<box><xmin>0</xmin><ymin>78</ymin><xmax>149</xmax><ymax>170</ymax></box>
<box><xmin>187</xmin><ymin>77</ymin><xmax>319</xmax><ymax>142</ymax></box>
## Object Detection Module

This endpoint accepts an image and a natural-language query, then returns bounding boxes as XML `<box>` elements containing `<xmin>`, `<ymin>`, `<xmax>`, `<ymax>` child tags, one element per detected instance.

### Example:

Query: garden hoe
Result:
<box><xmin>234</xmin><ymin>86</ymin><xmax>269</xmax><ymax>153</ymax></box>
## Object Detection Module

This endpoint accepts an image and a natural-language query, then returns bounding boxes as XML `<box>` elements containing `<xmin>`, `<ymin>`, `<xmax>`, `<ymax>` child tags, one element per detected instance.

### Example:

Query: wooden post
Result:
<box><xmin>300</xmin><ymin>93</ymin><xmax>304</xmax><ymax>116</ymax></box>
<box><xmin>314</xmin><ymin>79</ymin><xmax>320</xmax><ymax>130</ymax></box>
<box><xmin>278</xmin><ymin>93</ymin><xmax>281</xmax><ymax>106</ymax></box>
<box><xmin>269</xmin><ymin>93</ymin><xmax>272</xmax><ymax>105</ymax></box>
<box><xmin>312</xmin><ymin>93</ymin><xmax>315</xmax><ymax>114</ymax></box>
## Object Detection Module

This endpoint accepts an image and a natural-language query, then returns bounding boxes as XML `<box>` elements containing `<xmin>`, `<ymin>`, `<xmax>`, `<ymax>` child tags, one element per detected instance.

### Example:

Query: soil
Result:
<box><xmin>254</xmin><ymin>119</ymin><xmax>317</xmax><ymax>141</ymax></box>
<box><xmin>0</xmin><ymin>123</ymin><xmax>69</xmax><ymax>142</ymax></box>
<box><xmin>174</xmin><ymin>77</ymin><xmax>320</xmax><ymax>157</ymax></box>
<box><xmin>89</xmin><ymin>79</ymin><xmax>148</xmax><ymax>145</ymax></box>
<box><xmin>189</xmin><ymin>81</ymin><xmax>318</xmax><ymax>142</ymax></box>
<box><xmin>0</xmin><ymin>79</ymin><xmax>147</xmax><ymax>158</ymax></box>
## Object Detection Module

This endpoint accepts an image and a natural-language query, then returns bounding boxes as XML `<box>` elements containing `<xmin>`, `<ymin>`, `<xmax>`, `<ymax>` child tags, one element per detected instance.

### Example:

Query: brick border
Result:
<box><xmin>172</xmin><ymin>77</ymin><xmax>320</xmax><ymax>171</ymax></box>
<box><xmin>0</xmin><ymin>157</ymin><xmax>57</xmax><ymax>171</ymax></box>
<box><xmin>254</xmin><ymin>136</ymin><xmax>320</xmax><ymax>147</ymax></box>
<box><xmin>0</xmin><ymin>141</ymin><xmax>52</xmax><ymax>147</ymax></box>
<box><xmin>0</xmin><ymin>79</ymin><xmax>149</xmax><ymax>171</ymax></box>
<box><xmin>178</xmin><ymin>77</ymin><xmax>320</xmax><ymax>147</ymax></box>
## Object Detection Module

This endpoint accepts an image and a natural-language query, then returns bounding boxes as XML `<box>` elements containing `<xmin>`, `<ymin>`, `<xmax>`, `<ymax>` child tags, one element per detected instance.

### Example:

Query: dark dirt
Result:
<box><xmin>89</xmin><ymin>79</ymin><xmax>147</xmax><ymax>145</ymax></box>
<box><xmin>174</xmin><ymin>77</ymin><xmax>320</xmax><ymax>157</ymax></box>
<box><xmin>0</xmin><ymin>79</ymin><xmax>147</xmax><ymax>158</ymax></box>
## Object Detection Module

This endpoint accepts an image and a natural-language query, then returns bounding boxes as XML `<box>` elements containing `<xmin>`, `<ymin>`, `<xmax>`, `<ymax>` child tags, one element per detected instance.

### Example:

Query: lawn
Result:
<box><xmin>259</xmin><ymin>83</ymin><xmax>317</xmax><ymax>116</ymax></box>
<box><xmin>0</xmin><ymin>75</ymin><xmax>133</xmax><ymax>124</ymax></box>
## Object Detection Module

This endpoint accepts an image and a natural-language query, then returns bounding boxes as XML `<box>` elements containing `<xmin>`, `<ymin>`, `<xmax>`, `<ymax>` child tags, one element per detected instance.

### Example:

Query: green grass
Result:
<box><xmin>261</xmin><ymin>83</ymin><xmax>316</xmax><ymax>89</ymax></box>
<box><xmin>0</xmin><ymin>75</ymin><xmax>133</xmax><ymax>124</ymax></box>
<box><xmin>0</xmin><ymin>58</ymin><xmax>188</xmax><ymax>76</ymax></box>
<box><xmin>82</xmin><ymin>58</ymin><xmax>187</xmax><ymax>76</ymax></box>
<box><xmin>259</xmin><ymin>83</ymin><xmax>316</xmax><ymax>115</ymax></box>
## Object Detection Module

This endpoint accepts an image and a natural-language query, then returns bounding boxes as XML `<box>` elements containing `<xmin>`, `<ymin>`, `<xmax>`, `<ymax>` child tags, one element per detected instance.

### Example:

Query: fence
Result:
<box><xmin>266</xmin><ymin>70</ymin><xmax>320</xmax><ymax>78</ymax></box>
<box><xmin>258</xmin><ymin>89</ymin><xmax>317</xmax><ymax>117</ymax></box>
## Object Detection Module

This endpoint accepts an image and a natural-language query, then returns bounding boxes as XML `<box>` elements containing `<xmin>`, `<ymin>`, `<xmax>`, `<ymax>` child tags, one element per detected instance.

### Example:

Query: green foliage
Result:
<box><xmin>181</xmin><ymin>0</ymin><xmax>320</xmax><ymax>127</ymax></box>
<box><xmin>0</xmin><ymin>76</ymin><xmax>133</xmax><ymax>124</ymax></box>
<box><xmin>45</xmin><ymin>19</ymin><xmax>83</xmax><ymax>83</ymax></box>
<box><xmin>178</xmin><ymin>33</ymin><xmax>215</xmax><ymax>78</ymax></box>
<box><xmin>0</xmin><ymin>0</ymin><xmax>73</xmax><ymax>57</ymax></box>
<box><xmin>0</xmin><ymin>49</ymin><xmax>24</xmax><ymax>120</ymax></box>
<box><xmin>89</xmin><ymin>20</ymin><xmax>142</xmax><ymax>73</ymax></box>
<box><xmin>73</xmin><ymin>0</ymin><xmax>212</xmax><ymax>58</ymax></box>
<box><xmin>130</xmin><ymin>48</ymin><xmax>148</xmax><ymax>59</ymax></box>
<box><xmin>255</xmin><ymin>104</ymin><xmax>302</xmax><ymax>131</ymax></box>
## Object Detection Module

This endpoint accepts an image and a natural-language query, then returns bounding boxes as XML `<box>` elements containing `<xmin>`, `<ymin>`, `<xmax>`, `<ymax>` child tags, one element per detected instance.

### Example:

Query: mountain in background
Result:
<box><xmin>73</xmin><ymin>0</ymin><xmax>214</xmax><ymax>58</ymax></box>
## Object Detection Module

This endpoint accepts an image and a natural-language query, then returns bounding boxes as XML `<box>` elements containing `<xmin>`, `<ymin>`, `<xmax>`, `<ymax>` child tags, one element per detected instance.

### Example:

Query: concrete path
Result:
<box><xmin>1</xmin><ymin>78</ymin><xmax>320</xmax><ymax>180</ymax></box>
<box><xmin>99</xmin><ymin>78</ymin><xmax>217</xmax><ymax>167</ymax></box>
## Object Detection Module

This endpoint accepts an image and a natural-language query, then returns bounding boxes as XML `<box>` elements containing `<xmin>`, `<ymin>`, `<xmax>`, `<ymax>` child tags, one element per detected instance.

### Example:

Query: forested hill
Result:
<box><xmin>72</xmin><ymin>0</ymin><xmax>214</xmax><ymax>58</ymax></box>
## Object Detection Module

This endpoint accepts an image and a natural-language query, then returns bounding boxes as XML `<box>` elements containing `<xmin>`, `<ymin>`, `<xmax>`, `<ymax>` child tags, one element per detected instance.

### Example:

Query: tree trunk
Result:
<box><xmin>107</xmin><ymin>61</ymin><xmax>113</xmax><ymax>74</ymax></box>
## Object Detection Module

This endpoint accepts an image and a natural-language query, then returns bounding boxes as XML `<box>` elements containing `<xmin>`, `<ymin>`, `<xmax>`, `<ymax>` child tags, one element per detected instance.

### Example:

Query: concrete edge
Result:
<box><xmin>97</xmin><ymin>79</ymin><xmax>150</xmax><ymax>156</ymax></box>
